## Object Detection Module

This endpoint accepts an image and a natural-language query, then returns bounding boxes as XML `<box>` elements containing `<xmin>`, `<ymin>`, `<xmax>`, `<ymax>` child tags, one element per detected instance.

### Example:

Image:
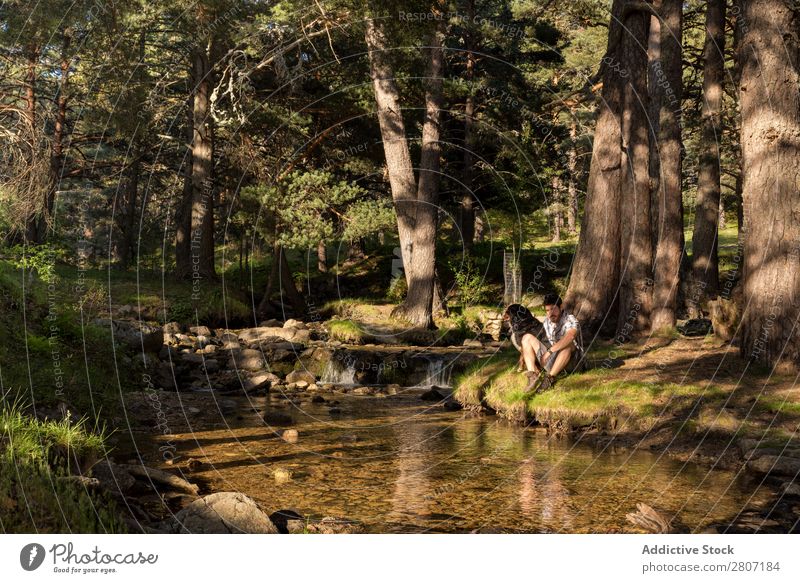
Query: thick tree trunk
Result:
<box><xmin>616</xmin><ymin>6</ymin><xmax>653</xmax><ymax>338</ymax></box>
<box><xmin>190</xmin><ymin>44</ymin><xmax>216</xmax><ymax>279</ymax></box>
<box><xmin>364</xmin><ymin>18</ymin><xmax>417</xmax><ymax>282</ymax></box>
<box><xmin>650</xmin><ymin>0</ymin><xmax>684</xmax><ymax>332</ymax></box>
<box><xmin>691</xmin><ymin>0</ymin><xmax>726</xmax><ymax>302</ymax></box>
<box><xmin>647</xmin><ymin>12</ymin><xmax>663</xmax><ymax>254</ymax></box>
<box><xmin>175</xmin><ymin>102</ymin><xmax>194</xmax><ymax>278</ymax></box>
<box><xmin>738</xmin><ymin>0</ymin><xmax>800</xmax><ymax>367</ymax></box>
<box><xmin>565</xmin><ymin>0</ymin><xmax>626</xmax><ymax>331</ymax></box>
<box><xmin>365</xmin><ymin>13</ymin><xmax>444</xmax><ymax>329</ymax></box>
<box><xmin>567</xmin><ymin>122</ymin><xmax>579</xmax><ymax>235</ymax></box>
<box><xmin>401</xmin><ymin>13</ymin><xmax>444</xmax><ymax>329</ymax></box>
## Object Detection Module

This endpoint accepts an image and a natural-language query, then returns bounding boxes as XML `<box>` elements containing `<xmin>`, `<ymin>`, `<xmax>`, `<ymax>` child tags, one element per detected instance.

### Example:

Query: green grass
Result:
<box><xmin>327</xmin><ymin>319</ymin><xmax>369</xmax><ymax>344</ymax></box>
<box><xmin>1</xmin><ymin>397</ymin><xmax>107</xmax><ymax>470</ymax></box>
<box><xmin>453</xmin><ymin>347</ymin><xmax>730</xmax><ymax>431</ymax></box>
<box><xmin>0</xmin><ymin>398</ymin><xmax>126</xmax><ymax>533</ymax></box>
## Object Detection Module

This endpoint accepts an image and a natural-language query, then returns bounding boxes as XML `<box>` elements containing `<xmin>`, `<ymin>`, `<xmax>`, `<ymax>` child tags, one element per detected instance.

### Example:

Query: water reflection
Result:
<box><xmin>143</xmin><ymin>394</ymin><xmax>775</xmax><ymax>533</ymax></box>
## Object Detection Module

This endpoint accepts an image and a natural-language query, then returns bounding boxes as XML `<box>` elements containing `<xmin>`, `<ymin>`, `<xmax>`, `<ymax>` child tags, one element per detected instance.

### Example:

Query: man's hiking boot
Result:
<box><xmin>523</xmin><ymin>370</ymin><xmax>544</xmax><ymax>394</ymax></box>
<box><xmin>537</xmin><ymin>373</ymin><xmax>557</xmax><ymax>393</ymax></box>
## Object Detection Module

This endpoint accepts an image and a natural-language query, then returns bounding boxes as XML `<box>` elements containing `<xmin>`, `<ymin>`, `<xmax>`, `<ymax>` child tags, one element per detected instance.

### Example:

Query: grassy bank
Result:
<box><xmin>0</xmin><ymin>400</ymin><xmax>127</xmax><ymax>533</ymax></box>
<box><xmin>453</xmin><ymin>340</ymin><xmax>800</xmax><ymax>456</ymax></box>
<box><xmin>0</xmin><ymin>259</ymin><xmax>136</xmax><ymax>532</ymax></box>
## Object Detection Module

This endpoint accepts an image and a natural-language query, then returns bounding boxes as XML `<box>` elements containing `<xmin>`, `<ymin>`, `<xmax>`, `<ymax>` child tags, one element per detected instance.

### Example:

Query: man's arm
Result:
<box><xmin>546</xmin><ymin>328</ymin><xmax>577</xmax><ymax>353</ymax></box>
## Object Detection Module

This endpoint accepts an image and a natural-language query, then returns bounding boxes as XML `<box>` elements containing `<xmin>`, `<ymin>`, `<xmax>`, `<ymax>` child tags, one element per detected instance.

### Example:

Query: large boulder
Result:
<box><xmin>747</xmin><ymin>455</ymin><xmax>800</xmax><ymax>477</ymax></box>
<box><xmin>228</xmin><ymin>348</ymin><xmax>266</xmax><ymax>371</ymax></box>
<box><xmin>286</xmin><ymin>370</ymin><xmax>316</xmax><ymax>385</ymax></box>
<box><xmin>174</xmin><ymin>492</ymin><xmax>278</xmax><ymax>534</ymax></box>
<box><xmin>238</xmin><ymin>326</ymin><xmax>310</xmax><ymax>345</ymax></box>
<box><xmin>243</xmin><ymin>372</ymin><xmax>280</xmax><ymax>392</ymax></box>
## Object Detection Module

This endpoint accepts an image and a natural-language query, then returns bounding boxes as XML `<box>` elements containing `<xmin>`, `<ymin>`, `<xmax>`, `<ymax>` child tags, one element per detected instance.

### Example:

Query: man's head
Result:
<box><xmin>543</xmin><ymin>292</ymin><xmax>563</xmax><ymax>323</ymax></box>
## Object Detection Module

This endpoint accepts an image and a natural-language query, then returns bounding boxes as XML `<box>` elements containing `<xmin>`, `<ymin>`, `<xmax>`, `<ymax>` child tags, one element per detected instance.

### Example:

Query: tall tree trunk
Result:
<box><xmin>691</xmin><ymin>0</ymin><xmax>726</xmax><ymax>302</ymax></box>
<box><xmin>565</xmin><ymin>0</ymin><xmax>626</xmax><ymax>331</ymax></box>
<box><xmin>647</xmin><ymin>12</ymin><xmax>663</xmax><ymax>254</ymax></box>
<box><xmin>738</xmin><ymin>0</ymin><xmax>800</xmax><ymax>367</ymax></box>
<box><xmin>23</xmin><ymin>44</ymin><xmax>39</xmax><ymax>243</ymax></box>
<box><xmin>403</xmin><ymin>14</ymin><xmax>445</xmax><ymax>329</ymax></box>
<box><xmin>651</xmin><ymin>0</ymin><xmax>684</xmax><ymax>332</ymax></box>
<box><xmin>365</xmin><ymin>12</ymin><xmax>444</xmax><ymax>329</ymax></box>
<box><xmin>175</xmin><ymin>102</ymin><xmax>193</xmax><ymax>278</ymax></box>
<box><xmin>567</xmin><ymin>122</ymin><xmax>579</xmax><ymax>235</ymax></box>
<box><xmin>365</xmin><ymin>18</ymin><xmax>417</xmax><ymax>283</ymax></box>
<box><xmin>616</xmin><ymin>5</ymin><xmax>652</xmax><ymax>338</ymax></box>
<box><xmin>190</xmin><ymin>43</ymin><xmax>216</xmax><ymax>279</ymax></box>
<box><xmin>459</xmin><ymin>0</ymin><xmax>477</xmax><ymax>250</ymax></box>
<box><xmin>732</xmin><ymin>0</ymin><xmax>745</xmax><ymax>247</ymax></box>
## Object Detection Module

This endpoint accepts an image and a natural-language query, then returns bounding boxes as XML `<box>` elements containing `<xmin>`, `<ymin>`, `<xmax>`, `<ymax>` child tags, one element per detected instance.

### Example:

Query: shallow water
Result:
<box><xmin>145</xmin><ymin>393</ymin><xmax>775</xmax><ymax>533</ymax></box>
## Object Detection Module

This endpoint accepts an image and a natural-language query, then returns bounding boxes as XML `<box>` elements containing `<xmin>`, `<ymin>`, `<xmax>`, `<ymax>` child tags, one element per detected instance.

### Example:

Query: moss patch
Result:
<box><xmin>327</xmin><ymin>319</ymin><xmax>370</xmax><ymax>344</ymax></box>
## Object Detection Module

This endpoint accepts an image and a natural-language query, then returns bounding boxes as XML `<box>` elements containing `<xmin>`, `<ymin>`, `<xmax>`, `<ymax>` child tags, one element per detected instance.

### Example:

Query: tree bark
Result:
<box><xmin>616</xmin><ymin>4</ymin><xmax>653</xmax><ymax>338</ymax></box>
<box><xmin>364</xmin><ymin>17</ymin><xmax>417</xmax><ymax>281</ymax></box>
<box><xmin>365</xmin><ymin>11</ymin><xmax>444</xmax><ymax>329</ymax></box>
<box><xmin>403</xmin><ymin>14</ymin><xmax>445</xmax><ymax>329</ymax></box>
<box><xmin>691</xmin><ymin>0</ymin><xmax>726</xmax><ymax>302</ymax></box>
<box><xmin>738</xmin><ymin>0</ymin><xmax>800</xmax><ymax>367</ymax></box>
<box><xmin>565</xmin><ymin>0</ymin><xmax>626</xmax><ymax>331</ymax></box>
<box><xmin>190</xmin><ymin>43</ymin><xmax>216</xmax><ymax>279</ymax></box>
<box><xmin>647</xmin><ymin>12</ymin><xmax>663</xmax><ymax>254</ymax></box>
<box><xmin>650</xmin><ymin>0</ymin><xmax>684</xmax><ymax>332</ymax></box>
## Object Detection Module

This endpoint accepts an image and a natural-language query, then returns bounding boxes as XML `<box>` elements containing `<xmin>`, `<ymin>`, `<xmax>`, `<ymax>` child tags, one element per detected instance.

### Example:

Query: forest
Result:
<box><xmin>0</xmin><ymin>0</ymin><xmax>798</xmax><ymax>536</ymax></box>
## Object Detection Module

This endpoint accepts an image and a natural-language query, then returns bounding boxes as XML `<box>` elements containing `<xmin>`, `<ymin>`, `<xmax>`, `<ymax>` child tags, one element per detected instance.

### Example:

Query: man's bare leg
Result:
<box><xmin>547</xmin><ymin>344</ymin><xmax>575</xmax><ymax>377</ymax></box>
<box><xmin>521</xmin><ymin>333</ymin><xmax>544</xmax><ymax>372</ymax></box>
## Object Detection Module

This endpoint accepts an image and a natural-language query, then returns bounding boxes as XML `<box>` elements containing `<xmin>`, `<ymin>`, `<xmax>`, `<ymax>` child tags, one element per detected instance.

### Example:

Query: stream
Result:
<box><xmin>139</xmin><ymin>388</ymin><xmax>775</xmax><ymax>533</ymax></box>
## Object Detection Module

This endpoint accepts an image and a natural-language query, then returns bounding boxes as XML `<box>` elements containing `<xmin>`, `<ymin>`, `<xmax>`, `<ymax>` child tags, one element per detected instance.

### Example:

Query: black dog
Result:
<box><xmin>503</xmin><ymin>304</ymin><xmax>545</xmax><ymax>370</ymax></box>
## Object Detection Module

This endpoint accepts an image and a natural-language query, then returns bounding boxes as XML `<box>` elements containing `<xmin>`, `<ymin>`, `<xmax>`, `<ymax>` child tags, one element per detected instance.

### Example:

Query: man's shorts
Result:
<box><xmin>536</xmin><ymin>340</ymin><xmax>584</xmax><ymax>374</ymax></box>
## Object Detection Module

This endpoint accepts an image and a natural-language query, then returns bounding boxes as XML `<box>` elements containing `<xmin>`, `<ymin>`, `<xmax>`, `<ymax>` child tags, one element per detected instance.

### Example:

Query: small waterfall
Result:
<box><xmin>419</xmin><ymin>358</ymin><xmax>451</xmax><ymax>388</ymax></box>
<box><xmin>321</xmin><ymin>360</ymin><xmax>357</xmax><ymax>385</ymax></box>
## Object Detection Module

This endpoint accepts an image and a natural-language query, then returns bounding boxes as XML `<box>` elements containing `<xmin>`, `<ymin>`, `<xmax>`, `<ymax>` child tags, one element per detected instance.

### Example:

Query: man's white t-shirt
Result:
<box><xmin>543</xmin><ymin>311</ymin><xmax>583</xmax><ymax>353</ymax></box>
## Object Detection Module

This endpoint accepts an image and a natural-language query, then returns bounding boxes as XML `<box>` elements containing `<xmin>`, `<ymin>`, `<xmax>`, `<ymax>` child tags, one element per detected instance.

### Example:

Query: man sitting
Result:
<box><xmin>517</xmin><ymin>293</ymin><xmax>584</xmax><ymax>394</ymax></box>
